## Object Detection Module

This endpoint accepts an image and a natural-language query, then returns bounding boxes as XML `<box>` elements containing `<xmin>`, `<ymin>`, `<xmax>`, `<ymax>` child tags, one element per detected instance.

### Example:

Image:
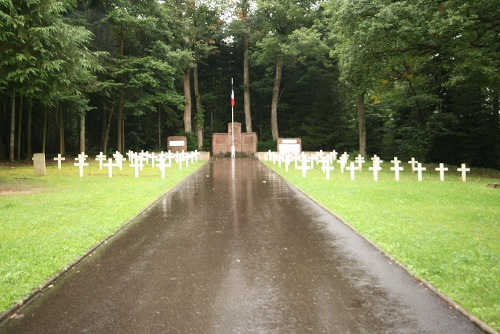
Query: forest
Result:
<box><xmin>0</xmin><ymin>0</ymin><xmax>498</xmax><ymax>168</ymax></box>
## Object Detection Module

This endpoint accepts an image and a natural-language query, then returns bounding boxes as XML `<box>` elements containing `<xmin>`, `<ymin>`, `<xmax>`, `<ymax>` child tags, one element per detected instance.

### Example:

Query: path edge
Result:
<box><xmin>0</xmin><ymin>161</ymin><xmax>210</xmax><ymax>326</ymax></box>
<box><xmin>262</xmin><ymin>161</ymin><xmax>498</xmax><ymax>334</ymax></box>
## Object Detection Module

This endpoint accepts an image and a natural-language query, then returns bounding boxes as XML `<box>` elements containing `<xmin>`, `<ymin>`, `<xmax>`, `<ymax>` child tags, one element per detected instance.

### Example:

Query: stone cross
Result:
<box><xmin>126</xmin><ymin>150</ymin><xmax>134</xmax><ymax>162</ymax></box>
<box><xmin>346</xmin><ymin>162</ymin><xmax>359</xmax><ymax>180</ymax></box>
<box><xmin>157</xmin><ymin>156</ymin><xmax>168</xmax><ymax>179</ymax></box>
<box><xmin>284</xmin><ymin>154</ymin><xmax>292</xmax><ymax>172</ymax></box>
<box><xmin>338</xmin><ymin>154</ymin><xmax>348</xmax><ymax>173</ymax></box>
<box><xmin>103</xmin><ymin>158</ymin><xmax>117</xmax><ymax>178</ymax></box>
<box><xmin>150</xmin><ymin>152</ymin><xmax>156</xmax><ymax>168</ymax></box>
<box><xmin>435</xmin><ymin>163</ymin><xmax>449</xmax><ymax>181</ymax></box>
<box><xmin>95</xmin><ymin>152</ymin><xmax>106</xmax><ymax>170</ymax></box>
<box><xmin>369</xmin><ymin>162</ymin><xmax>382</xmax><ymax>181</ymax></box>
<box><xmin>74</xmin><ymin>153</ymin><xmax>89</xmax><ymax>177</ymax></box>
<box><xmin>297</xmin><ymin>156</ymin><xmax>311</xmax><ymax>178</ymax></box>
<box><xmin>355</xmin><ymin>154</ymin><xmax>365</xmax><ymax>172</ymax></box>
<box><xmin>113</xmin><ymin>151</ymin><xmax>126</xmax><ymax>171</ymax></box>
<box><xmin>408</xmin><ymin>157</ymin><xmax>418</xmax><ymax>174</ymax></box>
<box><xmin>457</xmin><ymin>163</ymin><xmax>470</xmax><ymax>182</ymax></box>
<box><xmin>331</xmin><ymin>150</ymin><xmax>338</xmax><ymax>162</ymax></box>
<box><xmin>415</xmin><ymin>163</ymin><xmax>426</xmax><ymax>181</ymax></box>
<box><xmin>53</xmin><ymin>154</ymin><xmax>65</xmax><ymax>170</ymax></box>
<box><xmin>193</xmin><ymin>150</ymin><xmax>200</xmax><ymax>162</ymax></box>
<box><xmin>130</xmin><ymin>156</ymin><xmax>141</xmax><ymax>178</ymax></box>
<box><xmin>390</xmin><ymin>157</ymin><xmax>404</xmax><ymax>181</ymax></box>
<box><xmin>321</xmin><ymin>158</ymin><xmax>335</xmax><ymax>180</ymax></box>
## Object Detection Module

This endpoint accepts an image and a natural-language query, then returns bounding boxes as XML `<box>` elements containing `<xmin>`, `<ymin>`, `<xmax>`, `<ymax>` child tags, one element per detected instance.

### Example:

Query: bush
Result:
<box><xmin>257</xmin><ymin>140</ymin><xmax>277</xmax><ymax>152</ymax></box>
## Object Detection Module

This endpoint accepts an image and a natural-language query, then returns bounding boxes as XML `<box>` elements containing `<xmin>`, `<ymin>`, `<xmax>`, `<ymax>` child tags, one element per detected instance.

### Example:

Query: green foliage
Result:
<box><xmin>257</xmin><ymin>139</ymin><xmax>277</xmax><ymax>152</ymax></box>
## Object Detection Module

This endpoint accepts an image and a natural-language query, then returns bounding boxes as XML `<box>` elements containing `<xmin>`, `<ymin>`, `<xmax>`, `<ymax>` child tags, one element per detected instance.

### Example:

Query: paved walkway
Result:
<box><xmin>1</xmin><ymin>158</ymin><xmax>484</xmax><ymax>333</ymax></box>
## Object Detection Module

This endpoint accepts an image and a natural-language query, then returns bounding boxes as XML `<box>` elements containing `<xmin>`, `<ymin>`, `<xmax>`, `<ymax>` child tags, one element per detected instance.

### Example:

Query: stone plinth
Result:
<box><xmin>212</xmin><ymin>122</ymin><xmax>257</xmax><ymax>155</ymax></box>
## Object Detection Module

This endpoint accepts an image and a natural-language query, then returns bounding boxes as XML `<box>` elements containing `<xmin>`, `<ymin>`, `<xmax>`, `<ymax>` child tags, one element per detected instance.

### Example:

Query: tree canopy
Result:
<box><xmin>0</xmin><ymin>0</ymin><xmax>498</xmax><ymax>167</ymax></box>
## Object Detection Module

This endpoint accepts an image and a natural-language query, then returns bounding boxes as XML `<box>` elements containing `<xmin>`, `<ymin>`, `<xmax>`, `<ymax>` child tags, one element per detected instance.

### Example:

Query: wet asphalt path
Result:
<box><xmin>1</xmin><ymin>158</ymin><xmax>483</xmax><ymax>333</ymax></box>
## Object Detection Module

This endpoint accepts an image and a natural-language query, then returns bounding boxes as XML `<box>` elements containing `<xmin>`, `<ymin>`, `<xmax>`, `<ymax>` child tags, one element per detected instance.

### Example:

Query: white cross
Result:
<box><xmin>53</xmin><ymin>154</ymin><xmax>65</xmax><ymax>170</ymax></box>
<box><xmin>74</xmin><ymin>154</ymin><xmax>89</xmax><ymax>177</ymax></box>
<box><xmin>150</xmin><ymin>152</ymin><xmax>156</xmax><ymax>167</ymax></box>
<box><xmin>415</xmin><ymin>163</ymin><xmax>426</xmax><ymax>181</ymax></box>
<box><xmin>284</xmin><ymin>154</ymin><xmax>292</xmax><ymax>172</ymax></box>
<box><xmin>346</xmin><ymin>162</ymin><xmax>359</xmax><ymax>180</ymax></box>
<box><xmin>321</xmin><ymin>158</ymin><xmax>335</xmax><ymax>180</ymax></box>
<box><xmin>331</xmin><ymin>150</ymin><xmax>338</xmax><ymax>162</ymax></box>
<box><xmin>297</xmin><ymin>156</ymin><xmax>310</xmax><ymax>178</ymax></box>
<box><xmin>408</xmin><ymin>157</ymin><xmax>418</xmax><ymax>174</ymax></box>
<box><xmin>390</xmin><ymin>157</ymin><xmax>404</xmax><ymax>181</ymax></box>
<box><xmin>113</xmin><ymin>151</ymin><xmax>125</xmax><ymax>171</ymax></box>
<box><xmin>103</xmin><ymin>158</ymin><xmax>117</xmax><ymax>178</ymax></box>
<box><xmin>193</xmin><ymin>150</ymin><xmax>200</xmax><ymax>162</ymax></box>
<box><xmin>457</xmin><ymin>163</ymin><xmax>470</xmax><ymax>182</ymax></box>
<box><xmin>157</xmin><ymin>157</ymin><xmax>168</xmax><ymax>179</ymax></box>
<box><xmin>355</xmin><ymin>154</ymin><xmax>365</xmax><ymax>172</ymax></box>
<box><xmin>369</xmin><ymin>162</ymin><xmax>382</xmax><ymax>181</ymax></box>
<box><xmin>95</xmin><ymin>152</ymin><xmax>107</xmax><ymax>170</ymax></box>
<box><xmin>435</xmin><ymin>163</ymin><xmax>448</xmax><ymax>181</ymax></box>
<box><xmin>126</xmin><ymin>150</ymin><xmax>134</xmax><ymax>161</ymax></box>
<box><xmin>338</xmin><ymin>155</ymin><xmax>348</xmax><ymax>173</ymax></box>
<box><xmin>130</xmin><ymin>156</ymin><xmax>141</xmax><ymax>178</ymax></box>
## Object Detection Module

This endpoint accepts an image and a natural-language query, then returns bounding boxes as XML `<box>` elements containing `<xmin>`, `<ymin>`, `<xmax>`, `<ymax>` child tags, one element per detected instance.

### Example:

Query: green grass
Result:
<box><xmin>265</xmin><ymin>160</ymin><xmax>500</xmax><ymax>331</ymax></box>
<box><xmin>0</xmin><ymin>159</ymin><xmax>206</xmax><ymax>313</ymax></box>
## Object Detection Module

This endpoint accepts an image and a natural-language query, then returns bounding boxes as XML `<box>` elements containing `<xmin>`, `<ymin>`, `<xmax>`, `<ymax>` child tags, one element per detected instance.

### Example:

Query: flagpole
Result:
<box><xmin>231</xmin><ymin>78</ymin><xmax>235</xmax><ymax>159</ymax></box>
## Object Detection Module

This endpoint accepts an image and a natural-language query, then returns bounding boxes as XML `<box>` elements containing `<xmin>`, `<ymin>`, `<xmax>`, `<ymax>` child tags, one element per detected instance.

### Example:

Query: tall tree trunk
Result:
<box><xmin>271</xmin><ymin>56</ymin><xmax>284</xmax><ymax>141</ymax></box>
<box><xmin>27</xmin><ymin>99</ymin><xmax>32</xmax><ymax>159</ymax></box>
<box><xmin>16</xmin><ymin>95</ymin><xmax>23</xmax><ymax>160</ymax></box>
<box><xmin>79</xmin><ymin>113</ymin><xmax>86</xmax><ymax>154</ymax></box>
<box><xmin>183</xmin><ymin>68</ymin><xmax>192</xmax><ymax>133</ymax></box>
<box><xmin>117</xmin><ymin>91</ymin><xmax>124</xmax><ymax>153</ymax></box>
<box><xmin>42</xmin><ymin>106</ymin><xmax>47</xmax><ymax>154</ymax></box>
<box><xmin>59</xmin><ymin>105</ymin><xmax>65</xmax><ymax>155</ymax></box>
<box><xmin>9</xmin><ymin>93</ymin><xmax>15</xmax><ymax>161</ymax></box>
<box><xmin>243</xmin><ymin>29</ymin><xmax>252</xmax><ymax>133</ymax></box>
<box><xmin>158</xmin><ymin>104</ymin><xmax>162</xmax><ymax>150</ymax></box>
<box><xmin>103</xmin><ymin>104</ymin><xmax>113</xmax><ymax>154</ymax></box>
<box><xmin>357</xmin><ymin>93</ymin><xmax>367</xmax><ymax>157</ymax></box>
<box><xmin>193</xmin><ymin>66</ymin><xmax>203</xmax><ymax>150</ymax></box>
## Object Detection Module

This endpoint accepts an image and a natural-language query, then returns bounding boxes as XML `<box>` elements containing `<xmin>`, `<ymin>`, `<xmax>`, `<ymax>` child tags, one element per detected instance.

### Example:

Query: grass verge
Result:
<box><xmin>265</xmin><ymin>160</ymin><xmax>500</xmax><ymax>331</ymax></box>
<box><xmin>0</xmin><ymin>159</ymin><xmax>206</xmax><ymax>313</ymax></box>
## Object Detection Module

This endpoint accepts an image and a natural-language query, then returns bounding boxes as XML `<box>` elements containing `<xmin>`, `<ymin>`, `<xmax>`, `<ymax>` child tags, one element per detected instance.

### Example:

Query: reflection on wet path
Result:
<box><xmin>0</xmin><ymin>158</ymin><xmax>483</xmax><ymax>334</ymax></box>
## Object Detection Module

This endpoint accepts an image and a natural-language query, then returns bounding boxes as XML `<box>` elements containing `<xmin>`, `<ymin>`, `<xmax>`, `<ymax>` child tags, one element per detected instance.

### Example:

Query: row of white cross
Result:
<box><xmin>54</xmin><ymin>150</ymin><xmax>200</xmax><ymax>178</ymax></box>
<box><xmin>267</xmin><ymin>150</ymin><xmax>471</xmax><ymax>182</ymax></box>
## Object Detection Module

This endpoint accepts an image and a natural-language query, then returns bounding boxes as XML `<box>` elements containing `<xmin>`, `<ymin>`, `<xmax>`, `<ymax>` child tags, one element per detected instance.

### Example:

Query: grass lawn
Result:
<box><xmin>265</xmin><ymin>160</ymin><xmax>500</xmax><ymax>331</ymax></box>
<box><xmin>0</xmin><ymin>159</ymin><xmax>206</xmax><ymax>314</ymax></box>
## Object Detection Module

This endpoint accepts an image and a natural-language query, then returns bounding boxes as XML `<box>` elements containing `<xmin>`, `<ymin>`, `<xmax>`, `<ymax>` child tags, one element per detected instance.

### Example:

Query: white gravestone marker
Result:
<box><xmin>355</xmin><ymin>154</ymin><xmax>365</xmax><ymax>172</ymax></box>
<box><xmin>103</xmin><ymin>158</ymin><xmax>117</xmax><ymax>178</ymax></box>
<box><xmin>130</xmin><ymin>156</ymin><xmax>141</xmax><ymax>178</ymax></box>
<box><xmin>157</xmin><ymin>156</ymin><xmax>168</xmax><ymax>179</ymax></box>
<box><xmin>53</xmin><ymin>154</ymin><xmax>65</xmax><ymax>170</ymax></box>
<box><xmin>297</xmin><ymin>156</ymin><xmax>311</xmax><ymax>178</ymax></box>
<box><xmin>369</xmin><ymin>161</ymin><xmax>382</xmax><ymax>181</ymax></box>
<box><xmin>435</xmin><ymin>163</ymin><xmax>448</xmax><ymax>181</ymax></box>
<box><xmin>457</xmin><ymin>163</ymin><xmax>470</xmax><ymax>182</ymax></box>
<box><xmin>408</xmin><ymin>157</ymin><xmax>418</xmax><ymax>174</ymax></box>
<box><xmin>390</xmin><ymin>157</ymin><xmax>404</xmax><ymax>181</ymax></box>
<box><xmin>415</xmin><ymin>163</ymin><xmax>426</xmax><ymax>181</ymax></box>
<box><xmin>346</xmin><ymin>162</ymin><xmax>359</xmax><ymax>180</ymax></box>
<box><xmin>321</xmin><ymin>158</ymin><xmax>335</xmax><ymax>180</ymax></box>
<box><xmin>95</xmin><ymin>152</ymin><xmax>106</xmax><ymax>170</ymax></box>
<box><xmin>74</xmin><ymin>153</ymin><xmax>89</xmax><ymax>177</ymax></box>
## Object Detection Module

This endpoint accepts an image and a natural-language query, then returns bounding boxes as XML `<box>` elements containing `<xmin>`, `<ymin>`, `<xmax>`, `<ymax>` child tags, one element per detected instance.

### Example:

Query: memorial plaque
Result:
<box><xmin>167</xmin><ymin>136</ymin><xmax>187</xmax><ymax>152</ymax></box>
<box><xmin>278</xmin><ymin>138</ymin><xmax>301</xmax><ymax>154</ymax></box>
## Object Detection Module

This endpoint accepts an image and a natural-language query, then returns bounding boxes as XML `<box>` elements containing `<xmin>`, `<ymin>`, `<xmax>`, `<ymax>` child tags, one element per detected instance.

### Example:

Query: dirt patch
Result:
<box><xmin>0</xmin><ymin>186</ymin><xmax>38</xmax><ymax>196</ymax></box>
